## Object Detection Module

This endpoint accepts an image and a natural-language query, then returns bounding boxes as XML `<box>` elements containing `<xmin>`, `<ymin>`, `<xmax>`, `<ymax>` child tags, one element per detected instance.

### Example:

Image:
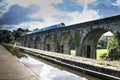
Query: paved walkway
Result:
<box><xmin>0</xmin><ymin>45</ymin><xmax>40</xmax><ymax>80</ymax></box>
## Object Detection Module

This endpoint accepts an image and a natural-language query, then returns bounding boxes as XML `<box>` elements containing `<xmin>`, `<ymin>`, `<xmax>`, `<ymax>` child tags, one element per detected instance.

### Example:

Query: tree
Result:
<box><xmin>107</xmin><ymin>36</ymin><xmax>120</xmax><ymax>60</ymax></box>
<box><xmin>0</xmin><ymin>28</ymin><xmax>30</xmax><ymax>44</ymax></box>
<box><xmin>74</xmin><ymin>30</ymin><xmax>81</xmax><ymax>56</ymax></box>
<box><xmin>97</xmin><ymin>35</ymin><xmax>109</xmax><ymax>49</ymax></box>
<box><xmin>107</xmin><ymin>36</ymin><xmax>119</xmax><ymax>51</ymax></box>
<box><xmin>13</xmin><ymin>28</ymin><xmax>30</xmax><ymax>40</ymax></box>
<box><xmin>0</xmin><ymin>30</ymin><xmax>14</xmax><ymax>43</ymax></box>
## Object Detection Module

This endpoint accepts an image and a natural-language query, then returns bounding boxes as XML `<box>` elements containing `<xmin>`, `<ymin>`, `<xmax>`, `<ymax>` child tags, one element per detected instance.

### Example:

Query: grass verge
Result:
<box><xmin>70</xmin><ymin>49</ymin><xmax>108</xmax><ymax>60</ymax></box>
<box><xmin>96</xmin><ymin>49</ymin><xmax>108</xmax><ymax>60</ymax></box>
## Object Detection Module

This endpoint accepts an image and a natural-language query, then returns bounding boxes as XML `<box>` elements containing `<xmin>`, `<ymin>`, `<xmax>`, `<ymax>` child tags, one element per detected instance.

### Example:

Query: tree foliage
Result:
<box><xmin>97</xmin><ymin>35</ymin><xmax>120</xmax><ymax>60</ymax></box>
<box><xmin>0</xmin><ymin>30</ymin><xmax>14</xmax><ymax>43</ymax></box>
<box><xmin>107</xmin><ymin>36</ymin><xmax>119</xmax><ymax>51</ymax></box>
<box><xmin>0</xmin><ymin>28</ymin><xmax>30</xmax><ymax>43</ymax></box>
<box><xmin>13</xmin><ymin>28</ymin><xmax>30</xmax><ymax>40</ymax></box>
<box><xmin>74</xmin><ymin>30</ymin><xmax>81</xmax><ymax>56</ymax></box>
<box><xmin>116</xmin><ymin>32</ymin><xmax>120</xmax><ymax>46</ymax></box>
<box><xmin>53</xmin><ymin>32</ymin><xmax>57</xmax><ymax>44</ymax></box>
<box><xmin>107</xmin><ymin>36</ymin><xmax>120</xmax><ymax>60</ymax></box>
<box><xmin>97</xmin><ymin>36</ymin><xmax>109</xmax><ymax>49</ymax></box>
<box><xmin>74</xmin><ymin>30</ymin><xmax>81</xmax><ymax>48</ymax></box>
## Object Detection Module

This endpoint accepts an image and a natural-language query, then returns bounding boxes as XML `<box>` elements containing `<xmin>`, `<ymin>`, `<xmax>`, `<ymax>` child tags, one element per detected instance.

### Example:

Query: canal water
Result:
<box><xmin>18</xmin><ymin>54</ymin><xmax>101</xmax><ymax>80</ymax></box>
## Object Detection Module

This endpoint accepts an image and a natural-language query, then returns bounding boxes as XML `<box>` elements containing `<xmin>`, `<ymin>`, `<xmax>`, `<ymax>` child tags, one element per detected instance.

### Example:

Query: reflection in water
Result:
<box><xmin>19</xmin><ymin>55</ymin><xmax>101</xmax><ymax>80</ymax></box>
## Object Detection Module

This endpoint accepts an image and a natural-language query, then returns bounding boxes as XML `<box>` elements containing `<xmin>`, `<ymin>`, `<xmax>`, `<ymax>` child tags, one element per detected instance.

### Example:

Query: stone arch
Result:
<box><xmin>34</xmin><ymin>36</ymin><xmax>41</xmax><ymax>49</ymax></box>
<box><xmin>59</xmin><ymin>32</ymin><xmax>72</xmax><ymax>55</ymax></box>
<box><xmin>44</xmin><ymin>35</ymin><xmax>53</xmax><ymax>51</ymax></box>
<box><xmin>81</xmin><ymin>28</ymin><xmax>112</xmax><ymax>59</ymax></box>
<box><xmin>28</xmin><ymin>37</ymin><xmax>33</xmax><ymax>48</ymax></box>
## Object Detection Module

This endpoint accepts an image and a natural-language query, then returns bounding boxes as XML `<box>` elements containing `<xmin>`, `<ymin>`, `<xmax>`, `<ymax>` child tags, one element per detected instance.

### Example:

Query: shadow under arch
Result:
<box><xmin>58</xmin><ymin>32</ymin><xmax>73</xmax><ymax>55</ymax></box>
<box><xmin>34</xmin><ymin>36</ymin><xmax>41</xmax><ymax>49</ymax></box>
<box><xmin>44</xmin><ymin>35</ymin><xmax>53</xmax><ymax>51</ymax></box>
<box><xmin>28</xmin><ymin>37</ymin><xmax>33</xmax><ymax>48</ymax></box>
<box><xmin>23</xmin><ymin>37</ymin><xmax>27</xmax><ymax>47</ymax></box>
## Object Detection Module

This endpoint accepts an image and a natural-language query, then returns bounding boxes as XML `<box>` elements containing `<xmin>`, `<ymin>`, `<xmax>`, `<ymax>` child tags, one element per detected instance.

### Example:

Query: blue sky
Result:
<box><xmin>0</xmin><ymin>0</ymin><xmax>120</xmax><ymax>30</ymax></box>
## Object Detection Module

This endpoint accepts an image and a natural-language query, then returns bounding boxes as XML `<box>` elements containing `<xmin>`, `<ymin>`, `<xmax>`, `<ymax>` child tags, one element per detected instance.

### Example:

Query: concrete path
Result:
<box><xmin>0</xmin><ymin>45</ymin><xmax>40</xmax><ymax>80</ymax></box>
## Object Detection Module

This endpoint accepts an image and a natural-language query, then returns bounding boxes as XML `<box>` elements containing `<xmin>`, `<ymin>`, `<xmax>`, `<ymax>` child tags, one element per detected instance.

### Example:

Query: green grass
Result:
<box><xmin>96</xmin><ymin>49</ymin><xmax>108</xmax><ymax>60</ymax></box>
<box><xmin>70</xmin><ymin>50</ymin><xmax>76</xmax><ymax>56</ymax></box>
<box><xmin>70</xmin><ymin>49</ymin><xmax>108</xmax><ymax>60</ymax></box>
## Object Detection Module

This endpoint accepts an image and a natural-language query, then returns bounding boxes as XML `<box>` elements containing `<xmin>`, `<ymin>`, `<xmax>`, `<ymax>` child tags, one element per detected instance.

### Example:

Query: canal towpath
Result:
<box><xmin>0</xmin><ymin>44</ymin><xmax>40</xmax><ymax>80</ymax></box>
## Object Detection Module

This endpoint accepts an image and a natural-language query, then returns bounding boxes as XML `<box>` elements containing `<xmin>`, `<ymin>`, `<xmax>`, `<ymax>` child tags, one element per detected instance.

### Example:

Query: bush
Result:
<box><xmin>108</xmin><ymin>48</ymin><xmax>120</xmax><ymax>60</ymax></box>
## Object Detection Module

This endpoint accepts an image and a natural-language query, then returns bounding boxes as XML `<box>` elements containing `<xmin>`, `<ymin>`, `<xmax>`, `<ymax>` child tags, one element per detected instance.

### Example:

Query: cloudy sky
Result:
<box><xmin>0</xmin><ymin>0</ymin><xmax>120</xmax><ymax>31</ymax></box>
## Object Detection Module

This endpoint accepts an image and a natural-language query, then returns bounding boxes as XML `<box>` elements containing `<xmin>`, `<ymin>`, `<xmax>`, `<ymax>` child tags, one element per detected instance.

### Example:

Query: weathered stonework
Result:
<box><xmin>21</xmin><ymin>15</ymin><xmax>120</xmax><ymax>59</ymax></box>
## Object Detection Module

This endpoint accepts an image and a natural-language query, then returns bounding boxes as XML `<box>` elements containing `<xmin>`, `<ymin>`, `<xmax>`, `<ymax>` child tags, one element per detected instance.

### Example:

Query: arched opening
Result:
<box><xmin>28</xmin><ymin>37</ymin><xmax>33</xmax><ymax>48</ymax></box>
<box><xmin>96</xmin><ymin>31</ymin><xmax>113</xmax><ymax>60</ymax></box>
<box><xmin>34</xmin><ymin>36</ymin><xmax>41</xmax><ymax>49</ymax></box>
<box><xmin>81</xmin><ymin>28</ymin><xmax>119</xmax><ymax>60</ymax></box>
<box><xmin>81</xmin><ymin>29</ymin><xmax>108</xmax><ymax>59</ymax></box>
<box><xmin>44</xmin><ymin>35</ymin><xmax>53</xmax><ymax>51</ymax></box>
<box><xmin>59</xmin><ymin>33</ymin><xmax>72</xmax><ymax>55</ymax></box>
<box><xmin>97</xmin><ymin>31</ymin><xmax>120</xmax><ymax>60</ymax></box>
<box><xmin>47</xmin><ymin>44</ymin><xmax>50</xmax><ymax>51</ymax></box>
<box><xmin>70</xmin><ymin>39</ymin><xmax>76</xmax><ymax>56</ymax></box>
<box><xmin>87</xmin><ymin>45</ymin><xmax>91</xmax><ymax>58</ymax></box>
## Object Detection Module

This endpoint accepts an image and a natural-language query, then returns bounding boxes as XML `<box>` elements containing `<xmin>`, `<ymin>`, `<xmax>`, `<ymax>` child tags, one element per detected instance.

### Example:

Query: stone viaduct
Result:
<box><xmin>21</xmin><ymin>15</ymin><xmax>120</xmax><ymax>59</ymax></box>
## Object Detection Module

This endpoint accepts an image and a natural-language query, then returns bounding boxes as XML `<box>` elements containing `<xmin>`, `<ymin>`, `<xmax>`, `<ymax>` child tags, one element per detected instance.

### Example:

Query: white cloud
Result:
<box><xmin>7</xmin><ymin>0</ymin><xmax>40</xmax><ymax>7</ymax></box>
<box><xmin>0</xmin><ymin>1</ymin><xmax>5</xmax><ymax>6</ymax></box>
<box><xmin>23</xmin><ymin>0</ymin><xmax>99</xmax><ymax>29</ymax></box>
<box><xmin>103</xmin><ymin>31</ymin><xmax>113</xmax><ymax>36</ymax></box>
<box><xmin>67</xmin><ymin>9</ymin><xmax>100</xmax><ymax>25</ymax></box>
<box><xmin>47</xmin><ymin>0</ymin><xmax>100</xmax><ymax>26</ymax></box>
<box><xmin>4</xmin><ymin>0</ymin><xmax>64</xmax><ymax>29</ymax></box>
<box><xmin>37</xmin><ymin>0</ymin><xmax>100</xmax><ymax>26</ymax></box>
<box><xmin>2</xmin><ymin>0</ymin><xmax>101</xmax><ymax>30</ymax></box>
<box><xmin>113</xmin><ymin>0</ymin><xmax>120</xmax><ymax>5</ymax></box>
<box><xmin>16</xmin><ymin>22</ymin><xmax>45</xmax><ymax>30</ymax></box>
<box><xmin>76</xmin><ymin>0</ymin><xmax>96</xmax><ymax>9</ymax></box>
<box><xmin>27</xmin><ymin>0</ymin><xmax>65</xmax><ymax>28</ymax></box>
<box><xmin>2</xmin><ymin>22</ymin><xmax>44</xmax><ymax>31</ymax></box>
<box><xmin>7</xmin><ymin>0</ymin><xmax>62</xmax><ymax>7</ymax></box>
